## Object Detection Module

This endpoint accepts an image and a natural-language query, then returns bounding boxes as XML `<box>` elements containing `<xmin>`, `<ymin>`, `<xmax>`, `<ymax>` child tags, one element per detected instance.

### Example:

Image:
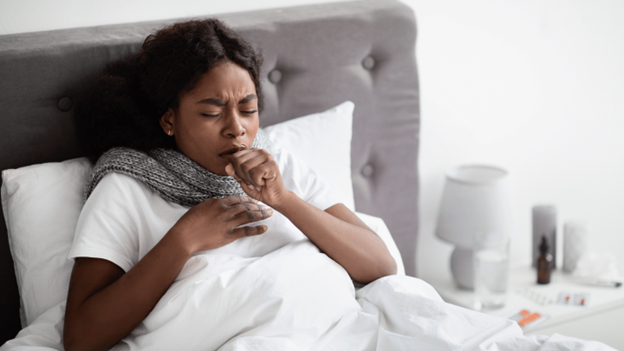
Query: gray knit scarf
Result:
<box><xmin>85</xmin><ymin>129</ymin><xmax>270</xmax><ymax>208</ymax></box>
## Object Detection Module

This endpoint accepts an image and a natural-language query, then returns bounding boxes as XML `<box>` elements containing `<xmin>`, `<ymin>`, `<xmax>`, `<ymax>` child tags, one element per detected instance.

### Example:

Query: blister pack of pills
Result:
<box><xmin>506</xmin><ymin>309</ymin><xmax>549</xmax><ymax>329</ymax></box>
<box><xmin>515</xmin><ymin>288</ymin><xmax>556</xmax><ymax>306</ymax></box>
<box><xmin>557</xmin><ymin>292</ymin><xmax>590</xmax><ymax>306</ymax></box>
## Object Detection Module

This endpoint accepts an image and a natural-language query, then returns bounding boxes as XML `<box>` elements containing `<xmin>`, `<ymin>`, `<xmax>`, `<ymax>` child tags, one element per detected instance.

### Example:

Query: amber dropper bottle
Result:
<box><xmin>537</xmin><ymin>235</ymin><xmax>553</xmax><ymax>284</ymax></box>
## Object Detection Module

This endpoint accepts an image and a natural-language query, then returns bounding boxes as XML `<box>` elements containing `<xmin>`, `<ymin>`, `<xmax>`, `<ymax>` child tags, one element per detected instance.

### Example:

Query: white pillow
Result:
<box><xmin>264</xmin><ymin>101</ymin><xmax>355</xmax><ymax>211</ymax></box>
<box><xmin>1</xmin><ymin>158</ymin><xmax>92</xmax><ymax>327</ymax></box>
<box><xmin>1</xmin><ymin>101</ymin><xmax>403</xmax><ymax>327</ymax></box>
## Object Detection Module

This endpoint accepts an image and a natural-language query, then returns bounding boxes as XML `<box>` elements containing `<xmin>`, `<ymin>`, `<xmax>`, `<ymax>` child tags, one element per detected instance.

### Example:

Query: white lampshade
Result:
<box><xmin>435</xmin><ymin>165</ymin><xmax>514</xmax><ymax>290</ymax></box>
<box><xmin>436</xmin><ymin>164</ymin><xmax>513</xmax><ymax>249</ymax></box>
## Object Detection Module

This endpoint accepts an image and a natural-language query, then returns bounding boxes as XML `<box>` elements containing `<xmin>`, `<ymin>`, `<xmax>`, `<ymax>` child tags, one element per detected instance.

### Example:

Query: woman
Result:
<box><xmin>63</xmin><ymin>19</ymin><xmax>396</xmax><ymax>351</ymax></box>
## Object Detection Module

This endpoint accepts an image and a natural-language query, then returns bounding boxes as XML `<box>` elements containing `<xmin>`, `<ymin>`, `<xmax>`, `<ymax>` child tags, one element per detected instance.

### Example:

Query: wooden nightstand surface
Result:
<box><xmin>426</xmin><ymin>266</ymin><xmax>624</xmax><ymax>342</ymax></box>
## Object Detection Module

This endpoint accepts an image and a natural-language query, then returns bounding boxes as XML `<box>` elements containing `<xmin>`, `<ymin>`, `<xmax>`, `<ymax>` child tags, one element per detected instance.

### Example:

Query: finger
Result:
<box><xmin>225</xmin><ymin>163</ymin><xmax>236</xmax><ymax>177</ymax></box>
<box><xmin>230</xmin><ymin>150</ymin><xmax>270</xmax><ymax>189</ymax></box>
<box><xmin>230</xmin><ymin>225</ymin><xmax>268</xmax><ymax>238</ymax></box>
<box><xmin>229</xmin><ymin>149</ymin><xmax>256</xmax><ymax>185</ymax></box>
<box><xmin>231</xmin><ymin>207</ymin><xmax>273</xmax><ymax>226</ymax></box>
<box><xmin>240</xmin><ymin>157</ymin><xmax>269</xmax><ymax>189</ymax></box>
<box><xmin>231</xmin><ymin>167</ymin><xmax>256</xmax><ymax>191</ymax></box>
<box><xmin>225</xmin><ymin>164</ymin><xmax>248</xmax><ymax>189</ymax></box>
<box><xmin>248</xmin><ymin>162</ymin><xmax>277</xmax><ymax>188</ymax></box>
<box><xmin>220</xmin><ymin>194</ymin><xmax>257</xmax><ymax>207</ymax></box>
<box><xmin>226</xmin><ymin>174</ymin><xmax>257</xmax><ymax>197</ymax></box>
<box><xmin>228</xmin><ymin>201</ymin><xmax>257</xmax><ymax>215</ymax></box>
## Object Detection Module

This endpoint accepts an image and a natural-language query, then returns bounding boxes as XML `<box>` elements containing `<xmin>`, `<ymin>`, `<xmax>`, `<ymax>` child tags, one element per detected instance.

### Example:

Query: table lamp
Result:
<box><xmin>435</xmin><ymin>164</ymin><xmax>513</xmax><ymax>290</ymax></box>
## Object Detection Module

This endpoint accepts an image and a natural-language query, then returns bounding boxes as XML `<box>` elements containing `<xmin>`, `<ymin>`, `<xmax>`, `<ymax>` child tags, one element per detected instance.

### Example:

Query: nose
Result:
<box><xmin>223</xmin><ymin>110</ymin><xmax>246</xmax><ymax>138</ymax></box>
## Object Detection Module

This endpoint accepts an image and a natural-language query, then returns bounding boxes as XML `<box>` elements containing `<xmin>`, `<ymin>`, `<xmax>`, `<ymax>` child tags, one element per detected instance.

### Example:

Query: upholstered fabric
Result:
<box><xmin>0</xmin><ymin>0</ymin><xmax>419</xmax><ymax>342</ymax></box>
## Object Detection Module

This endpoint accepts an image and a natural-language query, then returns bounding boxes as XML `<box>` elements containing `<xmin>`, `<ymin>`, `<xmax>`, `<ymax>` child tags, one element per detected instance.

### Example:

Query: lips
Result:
<box><xmin>219</xmin><ymin>145</ymin><xmax>246</xmax><ymax>160</ymax></box>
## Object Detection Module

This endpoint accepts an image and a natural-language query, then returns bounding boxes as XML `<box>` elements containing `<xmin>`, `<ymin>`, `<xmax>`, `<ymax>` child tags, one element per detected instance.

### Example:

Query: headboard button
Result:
<box><xmin>361</xmin><ymin>163</ymin><xmax>375</xmax><ymax>178</ymax></box>
<box><xmin>362</xmin><ymin>56</ymin><xmax>375</xmax><ymax>70</ymax></box>
<box><xmin>57</xmin><ymin>96</ymin><xmax>73</xmax><ymax>112</ymax></box>
<box><xmin>268</xmin><ymin>69</ymin><xmax>282</xmax><ymax>84</ymax></box>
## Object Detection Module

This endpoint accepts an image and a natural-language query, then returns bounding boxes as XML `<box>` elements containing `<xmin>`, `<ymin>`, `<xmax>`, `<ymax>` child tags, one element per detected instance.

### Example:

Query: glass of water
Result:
<box><xmin>473</xmin><ymin>236</ymin><xmax>510</xmax><ymax>310</ymax></box>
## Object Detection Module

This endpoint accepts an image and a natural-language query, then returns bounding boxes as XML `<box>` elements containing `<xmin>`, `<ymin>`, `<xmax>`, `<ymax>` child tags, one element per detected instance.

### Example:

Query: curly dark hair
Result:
<box><xmin>75</xmin><ymin>19</ymin><xmax>264</xmax><ymax>162</ymax></box>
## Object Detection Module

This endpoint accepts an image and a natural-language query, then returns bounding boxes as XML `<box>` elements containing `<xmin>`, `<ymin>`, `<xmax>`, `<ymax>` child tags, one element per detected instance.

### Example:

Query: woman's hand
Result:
<box><xmin>64</xmin><ymin>195</ymin><xmax>272</xmax><ymax>351</ymax></box>
<box><xmin>225</xmin><ymin>148</ymin><xmax>291</xmax><ymax>208</ymax></box>
<box><xmin>173</xmin><ymin>194</ymin><xmax>273</xmax><ymax>255</ymax></box>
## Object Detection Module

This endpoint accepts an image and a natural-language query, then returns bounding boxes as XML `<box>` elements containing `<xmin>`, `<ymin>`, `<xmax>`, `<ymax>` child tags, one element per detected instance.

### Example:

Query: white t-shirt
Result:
<box><xmin>68</xmin><ymin>150</ymin><xmax>342</xmax><ymax>272</ymax></box>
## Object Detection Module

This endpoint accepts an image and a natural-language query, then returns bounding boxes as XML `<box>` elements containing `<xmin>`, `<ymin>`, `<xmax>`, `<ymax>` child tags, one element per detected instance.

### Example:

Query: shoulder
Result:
<box><xmin>71</xmin><ymin>173</ymin><xmax>147</xmax><ymax>273</ymax></box>
<box><xmin>85</xmin><ymin>172</ymin><xmax>178</xmax><ymax>217</ymax></box>
<box><xmin>89</xmin><ymin>172</ymin><xmax>152</xmax><ymax>203</ymax></box>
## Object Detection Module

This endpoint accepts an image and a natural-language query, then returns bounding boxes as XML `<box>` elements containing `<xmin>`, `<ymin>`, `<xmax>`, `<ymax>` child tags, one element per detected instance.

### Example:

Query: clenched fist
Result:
<box><xmin>225</xmin><ymin>148</ymin><xmax>291</xmax><ymax>209</ymax></box>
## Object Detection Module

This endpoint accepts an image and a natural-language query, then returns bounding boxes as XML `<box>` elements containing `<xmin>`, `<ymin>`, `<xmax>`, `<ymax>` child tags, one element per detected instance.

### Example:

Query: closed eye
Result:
<box><xmin>241</xmin><ymin>110</ymin><xmax>257</xmax><ymax>114</ymax></box>
<box><xmin>201</xmin><ymin>113</ymin><xmax>220</xmax><ymax>117</ymax></box>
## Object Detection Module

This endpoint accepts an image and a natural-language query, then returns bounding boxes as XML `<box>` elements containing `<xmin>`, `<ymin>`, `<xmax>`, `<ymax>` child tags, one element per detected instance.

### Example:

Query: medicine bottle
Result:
<box><xmin>537</xmin><ymin>235</ymin><xmax>553</xmax><ymax>284</ymax></box>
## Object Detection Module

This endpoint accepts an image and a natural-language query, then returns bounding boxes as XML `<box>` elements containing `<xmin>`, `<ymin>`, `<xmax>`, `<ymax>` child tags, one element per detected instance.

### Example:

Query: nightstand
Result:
<box><xmin>426</xmin><ymin>266</ymin><xmax>624</xmax><ymax>349</ymax></box>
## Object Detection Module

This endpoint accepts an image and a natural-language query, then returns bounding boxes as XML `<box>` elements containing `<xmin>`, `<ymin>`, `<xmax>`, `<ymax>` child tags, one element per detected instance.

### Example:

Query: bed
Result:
<box><xmin>0</xmin><ymin>0</ymin><xmax>419</xmax><ymax>344</ymax></box>
<box><xmin>0</xmin><ymin>1</ymin><xmax>616</xmax><ymax>350</ymax></box>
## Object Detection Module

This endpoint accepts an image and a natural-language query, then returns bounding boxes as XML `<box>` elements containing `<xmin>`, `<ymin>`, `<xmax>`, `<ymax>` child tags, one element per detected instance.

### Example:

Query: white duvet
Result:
<box><xmin>0</xmin><ymin>239</ymin><xmax>615</xmax><ymax>351</ymax></box>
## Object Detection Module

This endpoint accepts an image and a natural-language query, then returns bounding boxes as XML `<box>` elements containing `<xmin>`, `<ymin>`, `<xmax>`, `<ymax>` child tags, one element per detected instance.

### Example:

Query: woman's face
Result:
<box><xmin>160</xmin><ymin>62</ymin><xmax>259</xmax><ymax>175</ymax></box>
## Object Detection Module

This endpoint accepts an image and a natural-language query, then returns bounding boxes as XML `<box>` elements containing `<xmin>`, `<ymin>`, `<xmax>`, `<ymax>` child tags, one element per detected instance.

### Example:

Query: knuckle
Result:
<box><xmin>252</xmin><ymin>177</ymin><xmax>263</xmax><ymax>188</ymax></box>
<box><xmin>224</xmin><ymin>213</ymin><xmax>235</xmax><ymax>222</ymax></box>
<box><xmin>241</xmin><ymin>163</ymin><xmax>251</xmax><ymax>173</ymax></box>
<box><xmin>244</xmin><ymin>226</ymin><xmax>257</xmax><ymax>236</ymax></box>
<box><xmin>248</xmin><ymin>167</ymin><xmax>260</xmax><ymax>176</ymax></box>
<box><xmin>249</xmin><ymin>173</ymin><xmax>259</xmax><ymax>182</ymax></box>
<box><xmin>245</xmin><ymin>211</ymin><xmax>256</xmax><ymax>221</ymax></box>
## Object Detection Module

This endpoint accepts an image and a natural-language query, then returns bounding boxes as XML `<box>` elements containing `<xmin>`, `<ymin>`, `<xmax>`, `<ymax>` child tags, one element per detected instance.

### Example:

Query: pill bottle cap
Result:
<box><xmin>539</xmin><ymin>235</ymin><xmax>549</xmax><ymax>255</ymax></box>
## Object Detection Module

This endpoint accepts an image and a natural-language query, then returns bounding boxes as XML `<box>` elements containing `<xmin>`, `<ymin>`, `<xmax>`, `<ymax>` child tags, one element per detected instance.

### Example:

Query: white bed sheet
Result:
<box><xmin>0</xmin><ymin>238</ymin><xmax>615</xmax><ymax>351</ymax></box>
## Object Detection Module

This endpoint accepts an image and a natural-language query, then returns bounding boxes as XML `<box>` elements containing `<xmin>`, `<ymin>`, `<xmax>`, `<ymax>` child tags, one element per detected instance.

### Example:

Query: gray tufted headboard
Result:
<box><xmin>0</xmin><ymin>0</ymin><xmax>419</xmax><ymax>342</ymax></box>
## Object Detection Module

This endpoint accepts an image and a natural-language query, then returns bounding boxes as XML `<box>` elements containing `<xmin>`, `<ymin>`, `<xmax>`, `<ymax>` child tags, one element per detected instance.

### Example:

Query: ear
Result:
<box><xmin>159</xmin><ymin>109</ymin><xmax>176</xmax><ymax>136</ymax></box>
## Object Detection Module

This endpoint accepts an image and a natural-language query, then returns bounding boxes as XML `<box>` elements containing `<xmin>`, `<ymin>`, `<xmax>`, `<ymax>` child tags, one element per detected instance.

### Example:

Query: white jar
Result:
<box><xmin>563</xmin><ymin>221</ymin><xmax>589</xmax><ymax>273</ymax></box>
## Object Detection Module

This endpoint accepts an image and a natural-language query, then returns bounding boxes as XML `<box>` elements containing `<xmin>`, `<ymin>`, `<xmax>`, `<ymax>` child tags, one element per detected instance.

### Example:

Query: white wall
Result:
<box><xmin>1</xmin><ymin>0</ymin><xmax>623</xmax><ymax>280</ymax></box>
<box><xmin>410</xmin><ymin>0</ymin><xmax>624</xmax><ymax>282</ymax></box>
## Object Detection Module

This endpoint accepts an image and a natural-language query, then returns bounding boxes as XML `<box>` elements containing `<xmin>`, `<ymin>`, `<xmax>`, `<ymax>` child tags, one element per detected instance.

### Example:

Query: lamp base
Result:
<box><xmin>450</xmin><ymin>247</ymin><xmax>474</xmax><ymax>290</ymax></box>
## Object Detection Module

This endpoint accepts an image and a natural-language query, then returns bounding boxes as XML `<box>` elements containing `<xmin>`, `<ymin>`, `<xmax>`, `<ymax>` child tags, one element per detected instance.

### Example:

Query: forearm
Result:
<box><xmin>64</xmin><ymin>229</ymin><xmax>191</xmax><ymax>351</ymax></box>
<box><xmin>65</xmin><ymin>195</ymin><xmax>272</xmax><ymax>351</ymax></box>
<box><xmin>274</xmin><ymin>192</ymin><xmax>397</xmax><ymax>283</ymax></box>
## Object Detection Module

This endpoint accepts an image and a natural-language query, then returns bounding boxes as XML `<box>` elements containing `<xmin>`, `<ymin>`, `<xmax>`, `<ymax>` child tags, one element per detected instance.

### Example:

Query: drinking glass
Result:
<box><xmin>473</xmin><ymin>236</ymin><xmax>510</xmax><ymax>310</ymax></box>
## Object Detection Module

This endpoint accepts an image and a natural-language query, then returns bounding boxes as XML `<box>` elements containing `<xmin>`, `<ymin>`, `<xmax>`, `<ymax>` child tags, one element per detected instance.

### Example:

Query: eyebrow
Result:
<box><xmin>197</xmin><ymin>94</ymin><xmax>257</xmax><ymax>106</ymax></box>
<box><xmin>239</xmin><ymin>94</ymin><xmax>257</xmax><ymax>104</ymax></box>
<box><xmin>197</xmin><ymin>98</ymin><xmax>226</xmax><ymax>107</ymax></box>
